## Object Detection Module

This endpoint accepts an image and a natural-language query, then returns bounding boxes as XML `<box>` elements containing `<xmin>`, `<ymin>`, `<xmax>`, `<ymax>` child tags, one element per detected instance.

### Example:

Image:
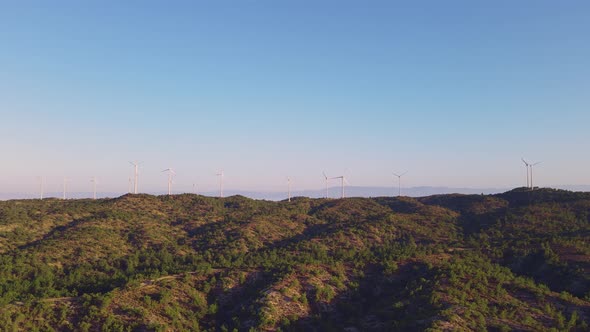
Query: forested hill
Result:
<box><xmin>0</xmin><ymin>188</ymin><xmax>589</xmax><ymax>331</ymax></box>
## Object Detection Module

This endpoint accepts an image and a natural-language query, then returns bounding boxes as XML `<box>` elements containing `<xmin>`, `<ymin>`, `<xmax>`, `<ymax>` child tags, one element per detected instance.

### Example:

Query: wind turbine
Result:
<box><xmin>323</xmin><ymin>172</ymin><xmax>330</xmax><ymax>198</ymax></box>
<box><xmin>91</xmin><ymin>176</ymin><xmax>98</xmax><ymax>200</ymax></box>
<box><xmin>192</xmin><ymin>183</ymin><xmax>197</xmax><ymax>194</ymax></box>
<box><xmin>287</xmin><ymin>177</ymin><xmax>292</xmax><ymax>202</ymax></box>
<box><xmin>392</xmin><ymin>171</ymin><xmax>408</xmax><ymax>197</ymax></box>
<box><xmin>129</xmin><ymin>161</ymin><xmax>141</xmax><ymax>194</ymax></box>
<box><xmin>128</xmin><ymin>177</ymin><xmax>132</xmax><ymax>194</ymax></box>
<box><xmin>38</xmin><ymin>176</ymin><xmax>45</xmax><ymax>200</ymax></box>
<box><xmin>216</xmin><ymin>170</ymin><xmax>224</xmax><ymax>198</ymax></box>
<box><xmin>62</xmin><ymin>177</ymin><xmax>70</xmax><ymax>200</ymax></box>
<box><xmin>162</xmin><ymin>168</ymin><xmax>175</xmax><ymax>196</ymax></box>
<box><xmin>530</xmin><ymin>161</ymin><xmax>542</xmax><ymax>190</ymax></box>
<box><xmin>521</xmin><ymin>158</ymin><xmax>530</xmax><ymax>188</ymax></box>
<box><xmin>331</xmin><ymin>175</ymin><xmax>349</xmax><ymax>199</ymax></box>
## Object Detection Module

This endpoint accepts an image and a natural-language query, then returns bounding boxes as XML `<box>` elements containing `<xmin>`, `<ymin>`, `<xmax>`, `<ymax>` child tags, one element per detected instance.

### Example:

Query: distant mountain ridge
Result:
<box><xmin>2</xmin><ymin>185</ymin><xmax>589</xmax><ymax>201</ymax></box>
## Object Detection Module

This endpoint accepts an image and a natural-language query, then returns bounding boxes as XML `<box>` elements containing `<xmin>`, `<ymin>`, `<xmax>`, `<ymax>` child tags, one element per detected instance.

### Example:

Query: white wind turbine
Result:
<box><xmin>322</xmin><ymin>172</ymin><xmax>330</xmax><ymax>198</ymax></box>
<box><xmin>38</xmin><ymin>176</ymin><xmax>45</xmax><ymax>200</ymax></box>
<box><xmin>521</xmin><ymin>158</ymin><xmax>542</xmax><ymax>189</ymax></box>
<box><xmin>287</xmin><ymin>177</ymin><xmax>292</xmax><ymax>202</ymax></box>
<box><xmin>162</xmin><ymin>168</ymin><xmax>175</xmax><ymax>196</ymax></box>
<box><xmin>529</xmin><ymin>161</ymin><xmax>542</xmax><ymax>190</ymax></box>
<box><xmin>392</xmin><ymin>171</ymin><xmax>408</xmax><ymax>197</ymax></box>
<box><xmin>331</xmin><ymin>175</ymin><xmax>349</xmax><ymax>199</ymax></box>
<box><xmin>129</xmin><ymin>161</ymin><xmax>141</xmax><ymax>194</ymax></box>
<box><xmin>128</xmin><ymin>177</ymin><xmax>133</xmax><ymax>194</ymax></box>
<box><xmin>216</xmin><ymin>170</ymin><xmax>224</xmax><ymax>198</ymax></box>
<box><xmin>90</xmin><ymin>176</ymin><xmax>98</xmax><ymax>200</ymax></box>
<box><xmin>62</xmin><ymin>177</ymin><xmax>70</xmax><ymax>200</ymax></box>
<box><xmin>521</xmin><ymin>158</ymin><xmax>530</xmax><ymax>188</ymax></box>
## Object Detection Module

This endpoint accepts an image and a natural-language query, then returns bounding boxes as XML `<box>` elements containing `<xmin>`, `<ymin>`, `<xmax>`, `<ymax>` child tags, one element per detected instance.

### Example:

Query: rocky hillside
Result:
<box><xmin>0</xmin><ymin>188</ymin><xmax>588</xmax><ymax>331</ymax></box>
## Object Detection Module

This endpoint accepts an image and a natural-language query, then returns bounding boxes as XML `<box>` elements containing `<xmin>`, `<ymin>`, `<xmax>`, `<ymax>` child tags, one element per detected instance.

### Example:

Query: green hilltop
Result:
<box><xmin>0</xmin><ymin>188</ymin><xmax>589</xmax><ymax>331</ymax></box>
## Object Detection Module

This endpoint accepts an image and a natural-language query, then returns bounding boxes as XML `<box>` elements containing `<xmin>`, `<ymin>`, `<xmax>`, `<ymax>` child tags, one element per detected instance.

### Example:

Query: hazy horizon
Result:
<box><xmin>2</xmin><ymin>1</ymin><xmax>589</xmax><ymax>193</ymax></box>
<box><xmin>3</xmin><ymin>184</ymin><xmax>590</xmax><ymax>202</ymax></box>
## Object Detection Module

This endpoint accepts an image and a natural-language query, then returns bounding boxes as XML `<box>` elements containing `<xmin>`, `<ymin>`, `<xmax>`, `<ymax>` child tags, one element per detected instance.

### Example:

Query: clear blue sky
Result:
<box><xmin>1</xmin><ymin>1</ymin><xmax>589</xmax><ymax>194</ymax></box>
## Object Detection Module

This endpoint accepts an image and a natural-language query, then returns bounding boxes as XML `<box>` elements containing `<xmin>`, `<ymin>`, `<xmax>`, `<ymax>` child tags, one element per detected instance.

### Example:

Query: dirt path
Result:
<box><xmin>37</xmin><ymin>268</ymin><xmax>225</xmax><ymax>304</ymax></box>
<box><xmin>42</xmin><ymin>296</ymin><xmax>77</xmax><ymax>303</ymax></box>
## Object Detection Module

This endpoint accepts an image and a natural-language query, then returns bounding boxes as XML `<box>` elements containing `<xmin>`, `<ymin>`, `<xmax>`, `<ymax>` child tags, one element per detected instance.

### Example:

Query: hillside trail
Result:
<box><xmin>36</xmin><ymin>268</ymin><xmax>225</xmax><ymax>304</ymax></box>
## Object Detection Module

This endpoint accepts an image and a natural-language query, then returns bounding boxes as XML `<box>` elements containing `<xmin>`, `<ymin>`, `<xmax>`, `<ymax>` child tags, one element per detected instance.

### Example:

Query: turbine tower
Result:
<box><xmin>521</xmin><ymin>158</ymin><xmax>530</xmax><ymax>188</ymax></box>
<box><xmin>91</xmin><ymin>176</ymin><xmax>98</xmax><ymax>200</ymax></box>
<box><xmin>128</xmin><ymin>177</ymin><xmax>132</xmax><ymax>194</ymax></box>
<box><xmin>530</xmin><ymin>161</ymin><xmax>542</xmax><ymax>190</ymax></box>
<box><xmin>323</xmin><ymin>172</ymin><xmax>330</xmax><ymax>199</ymax></box>
<box><xmin>62</xmin><ymin>177</ymin><xmax>70</xmax><ymax>200</ymax></box>
<box><xmin>216</xmin><ymin>170</ymin><xmax>224</xmax><ymax>198</ymax></box>
<box><xmin>129</xmin><ymin>161</ymin><xmax>140</xmax><ymax>194</ymax></box>
<box><xmin>287</xmin><ymin>177</ymin><xmax>292</xmax><ymax>202</ymax></box>
<box><xmin>331</xmin><ymin>175</ymin><xmax>349</xmax><ymax>199</ymax></box>
<box><xmin>38</xmin><ymin>176</ymin><xmax>45</xmax><ymax>200</ymax></box>
<box><xmin>521</xmin><ymin>158</ymin><xmax>542</xmax><ymax>190</ymax></box>
<box><xmin>392</xmin><ymin>171</ymin><xmax>408</xmax><ymax>197</ymax></box>
<box><xmin>162</xmin><ymin>168</ymin><xmax>175</xmax><ymax>196</ymax></box>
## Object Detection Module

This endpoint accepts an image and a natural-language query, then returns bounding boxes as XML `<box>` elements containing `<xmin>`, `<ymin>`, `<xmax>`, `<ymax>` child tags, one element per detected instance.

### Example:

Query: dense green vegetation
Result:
<box><xmin>0</xmin><ymin>188</ymin><xmax>588</xmax><ymax>331</ymax></box>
